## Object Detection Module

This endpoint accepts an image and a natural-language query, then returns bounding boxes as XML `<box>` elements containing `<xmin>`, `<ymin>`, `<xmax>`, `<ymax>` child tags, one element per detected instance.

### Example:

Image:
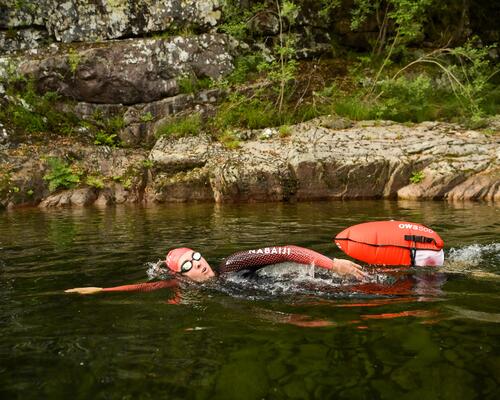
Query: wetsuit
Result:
<box><xmin>94</xmin><ymin>245</ymin><xmax>444</xmax><ymax>298</ymax></box>
<box><xmin>99</xmin><ymin>246</ymin><xmax>337</xmax><ymax>293</ymax></box>
<box><xmin>219</xmin><ymin>245</ymin><xmax>337</xmax><ymax>274</ymax></box>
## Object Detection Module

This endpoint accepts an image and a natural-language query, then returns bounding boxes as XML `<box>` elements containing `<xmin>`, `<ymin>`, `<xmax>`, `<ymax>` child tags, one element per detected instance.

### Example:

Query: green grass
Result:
<box><xmin>177</xmin><ymin>76</ymin><xmax>213</xmax><ymax>94</ymax></box>
<box><xmin>156</xmin><ymin>114</ymin><xmax>202</xmax><ymax>138</ymax></box>
<box><xmin>217</xmin><ymin>130</ymin><xmax>241</xmax><ymax>149</ymax></box>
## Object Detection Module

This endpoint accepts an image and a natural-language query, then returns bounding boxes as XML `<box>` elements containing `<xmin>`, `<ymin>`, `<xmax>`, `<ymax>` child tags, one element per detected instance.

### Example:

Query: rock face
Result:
<box><xmin>1</xmin><ymin>1</ymin><xmax>498</xmax><ymax>209</ymax></box>
<box><xmin>18</xmin><ymin>34</ymin><xmax>234</xmax><ymax>105</ymax></box>
<box><xmin>147</xmin><ymin>119</ymin><xmax>499</xmax><ymax>203</ymax></box>
<box><xmin>3</xmin><ymin>119</ymin><xmax>497</xmax><ymax>209</ymax></box>
<box><xmin>0</xmin><ymin>0</ymin><xmax>221</xmax><ymax>52</ymax></box>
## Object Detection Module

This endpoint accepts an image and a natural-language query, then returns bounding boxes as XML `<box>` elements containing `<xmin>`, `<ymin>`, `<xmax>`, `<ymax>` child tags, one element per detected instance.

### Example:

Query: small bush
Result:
<box><xmin>94</xmin><ymin>131</ymin><xmax>120</xmax><ymax>147</ymax></box>
<box><xmin>43</xmin><ymin>158</ymin><xmax>82</xmax><ymax>192</ymax></box>
<box><xmin>0</xmin><ymin>81</ymin><xmax>80</xmax><ymax>135</ymax></box>
<box><xmin>374</xmin><ymin>75</ymin><xmax>434</xmax><ymax>122</ymax></box>
<box><xmin>156</xmin><ymin>114</ymin><xmax>202</xmax><ymax>138</ymax></box>
<box><xmin>85</xmin><ymin>175</ymin><xmax>105</xmax><ymax>189</ymax></box>
<box><xmin>226</xmin><ymin>53</ymin><xmax>268</xmax><ymax>85</ymax></box>
<box><xmin>410</xmin><ymin>171</ymin><xmax>425</xmax><ymax>184</ymax></box>
<box><xmin>91</xmin><ymin>115</ymin><xmax>125</xmax><ymax>146</ymax></box>
<box><xmin>67</xmin><ymin>48</ymin><xmax>81</xmax><ymax>74</ymax></box>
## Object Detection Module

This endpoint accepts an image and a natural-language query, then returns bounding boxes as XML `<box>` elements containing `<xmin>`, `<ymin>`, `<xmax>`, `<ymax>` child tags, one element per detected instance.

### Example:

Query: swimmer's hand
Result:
<box><xmin>65</xmin><ymin>287</ymin><xmax>103</xmax><ymax>295</ymax></box>
<box><xmin>332</xmin><ymin>259</ymin><xmax>368</xmax><ymax>280</ymax></box>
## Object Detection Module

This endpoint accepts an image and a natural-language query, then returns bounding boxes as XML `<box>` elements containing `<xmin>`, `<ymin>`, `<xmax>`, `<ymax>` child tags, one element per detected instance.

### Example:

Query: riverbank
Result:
<box><xmin>1</xmin><ymin>117</ymin><xmax>498</xmax><ymax>209</ymax></box>
<box><xmin>1</xmin><ymin>1</ymin><xmax>498</xmax><ymax>209</ymax></box>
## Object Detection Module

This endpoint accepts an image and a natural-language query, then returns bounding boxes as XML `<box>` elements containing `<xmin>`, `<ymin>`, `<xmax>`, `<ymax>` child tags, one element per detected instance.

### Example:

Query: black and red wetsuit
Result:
<box><xmin>95</xmin><ymin>245</ymin><xmax>443</xmax><ymax>299</ymax></box>
<box><xmin>99</xmin><ymin>246</ymin><xmax>336</xmax><ymax>293</ymax></box>
<box><xmin>219</xmin><ymin>245</ymin><xmax>337</xmax><ymax>274</ymax></box>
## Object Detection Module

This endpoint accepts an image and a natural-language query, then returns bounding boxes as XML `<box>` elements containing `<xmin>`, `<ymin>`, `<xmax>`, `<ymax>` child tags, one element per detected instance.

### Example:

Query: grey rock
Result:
<box><xmin>2</xmin><ymin>120</ymin><xmax>499</xmax><ymax>208</ymax></box>
<box><xmin>1</xmin><ymin>1</ymin><xmax>221</xmax><ymax>44</ymax></box>
<box><xmin>18</xmin><ymin>34</ymin><xmax>233</xmax><ymax>105</ymax></box>
<box><xmin>150</xmin><ymin>134</ymin><xmax>212</xmax><ymax>173</ymax></box>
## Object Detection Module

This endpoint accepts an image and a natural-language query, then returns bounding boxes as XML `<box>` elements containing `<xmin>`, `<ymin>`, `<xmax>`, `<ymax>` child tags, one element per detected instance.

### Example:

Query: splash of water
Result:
<box><xmin>214</xmin><ymin>262</ymin><xmax>393</xmax><ymax>300</ymax></box>
<box><xmin>444</xmin><ymin>243</ymin><xmax>500</xmax><ymax>275</ymax></box>
<box><xmin>146</xmin><ymin>260</ymin><xmax>169</xmax><ymax>280</ymax></box>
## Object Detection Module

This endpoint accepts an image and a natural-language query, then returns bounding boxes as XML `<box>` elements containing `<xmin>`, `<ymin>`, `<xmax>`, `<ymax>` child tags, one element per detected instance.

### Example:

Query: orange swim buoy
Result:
<box><xmin>334</xmin><ymin>221</ymin><xmax>444</xmax><ymax>266</ymax></box>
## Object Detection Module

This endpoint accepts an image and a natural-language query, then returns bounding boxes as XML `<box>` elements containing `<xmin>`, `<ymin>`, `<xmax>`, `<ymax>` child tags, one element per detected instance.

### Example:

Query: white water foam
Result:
<box><xmin>146</xmin><ymin>260</ymin><xmax>170</xmax><ymax>280</ymax></box>
<box><xmin>445</xmin><ymin>243</ymin><xmax>500</xmax><ymax>274</ymax></box>
<box><xmin>219</xmin><ymin>262</ymin><xmax>393</xmax><ymax>300</ymax></box>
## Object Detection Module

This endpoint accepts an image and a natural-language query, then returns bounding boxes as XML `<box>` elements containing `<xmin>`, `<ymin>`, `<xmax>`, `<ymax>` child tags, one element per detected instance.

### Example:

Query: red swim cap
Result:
<box><xmin>166</xmin><ymin>247</ymin><xmax>192</xmax><ymax>273</ymax></box>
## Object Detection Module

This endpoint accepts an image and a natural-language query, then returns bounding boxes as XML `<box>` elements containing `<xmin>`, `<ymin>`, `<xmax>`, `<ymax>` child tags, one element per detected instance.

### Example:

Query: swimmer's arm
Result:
<box><xmin>220</xmin><ymin>245</ymin><xmax>368</xmax><ymax>280</ymax></box>
<box><xmin>65</xmin><ymin>280</ymin><xmax>178</xmax><ymax>295</ymax></box>
<box><xmin>287</xmin><ymin>245</ymin><xmax>368</xmax><ymax>280</ymax></box>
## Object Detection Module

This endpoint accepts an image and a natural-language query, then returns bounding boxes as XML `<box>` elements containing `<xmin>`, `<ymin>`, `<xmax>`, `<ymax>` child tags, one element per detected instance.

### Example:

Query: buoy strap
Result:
<box><xmin>404</xmin><ymin>235</ymin><xmax>436</xmax><ymax>245</ymax></box>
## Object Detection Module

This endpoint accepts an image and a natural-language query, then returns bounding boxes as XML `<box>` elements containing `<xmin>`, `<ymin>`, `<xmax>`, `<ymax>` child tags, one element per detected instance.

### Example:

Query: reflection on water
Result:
<box><xmin>0</xmin><ymin>201</ymin><xmax>499</xmax><ymax>399</ymax></box>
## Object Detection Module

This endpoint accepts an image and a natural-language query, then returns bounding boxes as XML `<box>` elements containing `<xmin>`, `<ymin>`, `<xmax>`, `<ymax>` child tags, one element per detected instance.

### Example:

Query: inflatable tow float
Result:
<box><xmin>335</xmin><ymin>221</ymin><xmax>444</xmax><ymax>266</ymax></box>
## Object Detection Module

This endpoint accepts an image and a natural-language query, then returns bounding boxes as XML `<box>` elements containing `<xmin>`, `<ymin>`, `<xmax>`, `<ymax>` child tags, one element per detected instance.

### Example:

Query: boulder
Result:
<box><xmin>18</xmin><ymin>34</ymin><xmax>234</xmax><ymax>104</ymax></box>
<box><xmin>39</xmin><ymin>187</ymin><xmax>97</xmax><ymax>207</ymax></box>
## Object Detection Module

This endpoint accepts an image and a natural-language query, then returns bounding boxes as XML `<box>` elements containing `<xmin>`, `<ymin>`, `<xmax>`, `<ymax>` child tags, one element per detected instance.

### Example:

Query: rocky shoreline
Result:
<box><xmin>1</xmin><ymin>1</ymin><xmax>498</xmax><ymax>209</ymax></box>
<box><xmin>1</xmin><ymin>117</ymin><xmax>498</xmax><ymax>209</ymax></box>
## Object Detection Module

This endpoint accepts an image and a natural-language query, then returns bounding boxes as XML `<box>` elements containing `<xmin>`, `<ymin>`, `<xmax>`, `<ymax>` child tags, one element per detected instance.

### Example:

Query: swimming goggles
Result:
<box><xmin>180</xmin><ymin>252</ymin><xmax>202</xmax><ymax>273</ymax></box>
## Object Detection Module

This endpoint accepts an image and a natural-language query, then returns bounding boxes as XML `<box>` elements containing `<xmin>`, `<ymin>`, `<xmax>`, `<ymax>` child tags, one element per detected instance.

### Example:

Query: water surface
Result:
<box><xmin>0</xmin><ymin>201</ymin><xmax>499</xmax><ymax>399</ymax></box>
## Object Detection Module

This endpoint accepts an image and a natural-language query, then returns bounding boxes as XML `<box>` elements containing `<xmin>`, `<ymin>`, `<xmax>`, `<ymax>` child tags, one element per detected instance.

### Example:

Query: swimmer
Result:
<box><xmin>65</xmin><ymin>245</ymin><xmax>368</xmax><ymax>294</ymax></box>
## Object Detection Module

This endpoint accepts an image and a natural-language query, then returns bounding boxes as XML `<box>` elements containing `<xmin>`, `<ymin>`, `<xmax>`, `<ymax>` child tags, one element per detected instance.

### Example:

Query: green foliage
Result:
<box><xmin>67</xmin><ymin>48</ymin><xmax>81</xmax><ymax>74</ymax></box>
<box><xmin>386</xmin><ymin>39</ymin><xmax>499</xmax><ymax>122</ymax></box>
<box><xmin>177</xmin><ymin>76</ymin><xmax>212</xmax><ymax>94</ymax></box>
<box><xmin>0</xmin><ymin>80</ymin><xmax>80</xmax><ymax>136</ymax></box>
<box><xmin>213</xmin><ymin>94</ymin><xmax>279</xmax><ymax>130</ymax></box>
<box><xmin>142</xmin><ymin>159</ymin><xmax>154</xmax><ymax>169</ymax></box>
<box><xmin>350</xmin><ymin>0</ymin><xmax>375</xmax><ymax>31</ymax></box>
<box><xmin>319</xmin><ymin>0</ymin><xmax>341</xmax><ymax>19</ymax></box>
<box><xmin>273</xmin><ymin>1</ymin><xmax>300</xmax><ymax>113</ymax></box>
<box><xmin>211</xmin><ymin>89</ymin><xmax>324</xmax><ymax>133</ymax></box>
<box><xmin>219</xmin><ymin>1</ymin><xmax>266</xmax><ymax>40</ymax></box>
<box><xmin>279</xmin><ymin>124</ymin><xmax>291</xmax><ymax>138</ymax></box>
<box><xmin>112</xmin><ymin>175</ymin><xmax>132</xmax><ymax>189</ymax></box>
<box><xmin>104</xmin><ymin>116</ymin><xmax>125</xmax><ymax>133</ymax></box>
<box><xmin>92</xmin><ymin>115</ymin><xmax>125</xmax><ymax>146</ymax></box>
<box><xmin>140</xmin><ymin>112</ymin><xmax>154</xmax><ymax>122</ymax></box>
<box><xmin>217</xmin><ymin>130</ymin><xmax>241</xmax><ymax>149</ymax></box>
<box><xmin>43</xmin><ymin>158</ymin><xmax>81</xmax><ymax>192</ymax></box>
<box><xmin>316</xmin><ymin>74</ymin><xmax>437</xmax><ymax>123</ymax></box>
<box><xmin>155</xmin><ymin>114</ymin><xmax>202</xmax><ymax>138</ymax></box>
<box><xmin>0</xmin><ymin>170</ymin><xmax>12</xmax><ymax>199</ymax></box>
<box><xmin>349</xmin><ymin>0</ymin><xmax>433</xmax><ymax>55</ymax></box>
<box><xmin>94</xmin><ymin>131</ymin><xmax>119</xmax><ymax>147</ymax></box>
<box><xmin>311</xmin><ymin>33</ymin><xmax>499</xmax><ymax>126</ymax></box>
<box><xmin>281</xmin><ymin>0</ymin><xmax>299</xmax><ymax>21</ymax></box>
<box><xmin>226</xmin><ymin>53</ymin><xmax>268</xmax><ymax>85</ymax></box>
<box><xmin>374</xmin><ymin>74</ymin><xmax>434</xmax><ymax>121</ymax></box>
<box><xmin>14</xmin><ymin>0</ymin><xmax>35</xmax><ymax>13</ymax></box>
<box><xmin>85</xmin><ymin>175</ymin><xmax>104</xmax><ymax>189</ymax></box>
<box><xmin>410</xmin><ymin>171</ymin><xmax>425</xmax><ymax>184</ymax></box>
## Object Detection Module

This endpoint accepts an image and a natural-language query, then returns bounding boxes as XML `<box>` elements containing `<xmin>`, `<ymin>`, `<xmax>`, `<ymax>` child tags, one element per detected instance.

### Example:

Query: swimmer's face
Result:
<box><xmin>177</xmin><ymin>250</ymin><xmax>215</xmax><ymax>282</ymax></box>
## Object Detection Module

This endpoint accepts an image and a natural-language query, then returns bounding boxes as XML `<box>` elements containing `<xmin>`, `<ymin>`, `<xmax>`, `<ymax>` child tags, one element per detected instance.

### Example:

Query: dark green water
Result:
<box><xmin>0</xmin><ymin>201</ymin><xmax>499</xmax><ymax>400</ymax></box>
